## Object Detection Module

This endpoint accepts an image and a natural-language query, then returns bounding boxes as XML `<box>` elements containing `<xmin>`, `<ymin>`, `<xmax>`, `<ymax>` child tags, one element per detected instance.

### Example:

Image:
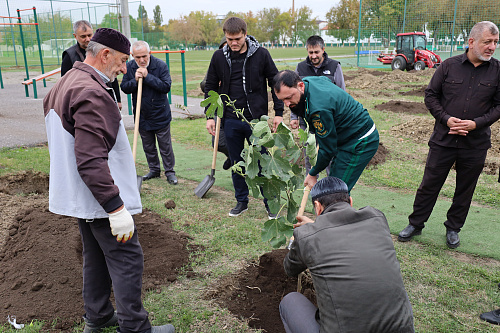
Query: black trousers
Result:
<box><xmin>140</xmin><ymin>123</ymin><xmax>175</xmax><ymax>177</ymax></box>
<box><xmin>78</xmin><ymin>218</ymin><xmax>151</xmax><ymax>333</ymax></box>
<box><xmin>408</xmin><ymin>142</ymin><xmax>487</xmax><ymax>232</ymax></box>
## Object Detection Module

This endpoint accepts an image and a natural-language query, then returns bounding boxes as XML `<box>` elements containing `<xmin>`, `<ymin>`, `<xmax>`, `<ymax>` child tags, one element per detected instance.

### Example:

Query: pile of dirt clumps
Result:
<box><xmin>345</xmin><ymin>67</ymin><xmax>433</xmax><ymax>91</ymax></box>
<box><xmin>0</xmin><ymin>174</ymin><xmax>198</xmax><ymax>331</ymax></box>
<box><xmin>367</xmin><ymin>142</ymin><xmax>389</xmax><ymax>168</ymax></box>
<box><xmin>400</xmin><ymin>85</ymin><xmax>427</xmax><ymax>97</ymax></box>
<box><xmin>391</xmin><ymin>118</ymin><xmax>434</xmax><ymax>145</ymax></box>
<box><xmin>375</xmin><ymin>100</ymin><xmax>429</xmax><ymax>115</ymax></box>
<box><xmin>210</xmin><ymin>249</ymin><xmax>315</xmax><ymax>333</ymax></box>
<box><xmin>0</xmin><ymin>170</ymin><xmax>49</xmax><ymax>195</ymax></box>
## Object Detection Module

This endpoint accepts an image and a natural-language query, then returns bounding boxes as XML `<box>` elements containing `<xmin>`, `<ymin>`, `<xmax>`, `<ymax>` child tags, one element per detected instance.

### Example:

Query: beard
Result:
<box><xmin>290</xmin><ymin>92</ymin><xmax>307</xmax><ymax>119</ymax></box>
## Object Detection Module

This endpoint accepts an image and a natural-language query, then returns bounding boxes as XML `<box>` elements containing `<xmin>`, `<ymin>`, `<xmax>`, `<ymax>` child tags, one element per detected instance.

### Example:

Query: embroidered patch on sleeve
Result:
<box><xmin>311</xmin><ymin>114</ymin><xmax>329</xmax><ymax>137</ymax></box>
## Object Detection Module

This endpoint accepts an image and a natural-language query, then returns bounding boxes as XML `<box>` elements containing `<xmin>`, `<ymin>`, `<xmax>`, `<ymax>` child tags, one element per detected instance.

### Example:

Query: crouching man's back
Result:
<box><xmin>281</xmin><ymin>177</ymin><xmax>414</xmax><ymax>333</ymax></box>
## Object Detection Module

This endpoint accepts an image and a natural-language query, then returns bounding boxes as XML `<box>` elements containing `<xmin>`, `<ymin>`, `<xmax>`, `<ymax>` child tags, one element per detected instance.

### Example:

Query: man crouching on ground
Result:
<box><xmin>280</xmin><ymin>177</ymin><xmax>414</xmax><ymax>333</ymax></box>
<box><xmin>43</xmin><ymin>28</ymin><xmax>174</xmax><ymax>333</ymax></box>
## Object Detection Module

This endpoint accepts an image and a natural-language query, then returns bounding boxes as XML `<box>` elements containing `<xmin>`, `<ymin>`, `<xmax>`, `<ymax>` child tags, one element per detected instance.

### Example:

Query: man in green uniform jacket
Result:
<box><xmin>274</xmin><ymin>70</ymin><xmax>379</xmax><ymax>191</ymax></box>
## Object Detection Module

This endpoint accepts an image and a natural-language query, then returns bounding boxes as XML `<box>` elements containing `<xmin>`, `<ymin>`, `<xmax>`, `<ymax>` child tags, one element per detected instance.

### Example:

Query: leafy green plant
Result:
<box><xmin>201</xmin><ymin>91</ymin><xmax>317</xmax><ymax>248</ymax></box>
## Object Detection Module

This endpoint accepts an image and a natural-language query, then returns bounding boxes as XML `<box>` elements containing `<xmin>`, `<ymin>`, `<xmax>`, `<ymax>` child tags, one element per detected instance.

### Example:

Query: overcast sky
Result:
<box><xmin>2</xmin><ymin>0</ymin><xmax>339</xmax><ymax>24</ymax></box>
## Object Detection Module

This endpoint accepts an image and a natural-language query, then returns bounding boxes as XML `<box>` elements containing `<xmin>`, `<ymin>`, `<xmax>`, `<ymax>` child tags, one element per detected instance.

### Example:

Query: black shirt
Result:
<box><xmin>425</xmin><ymin>51</ymin><xmax>500</xmax><ymax>149</ymax></box>
<box><xmin>225</xmin><ymin>50</ymin><xmax>252</xmax><ymax>120</ymax></box>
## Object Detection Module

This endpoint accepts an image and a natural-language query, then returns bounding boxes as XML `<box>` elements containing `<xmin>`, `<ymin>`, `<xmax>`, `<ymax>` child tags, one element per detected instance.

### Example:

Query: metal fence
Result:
<box><xmin>356</xmin><ymin>0</ymin><xmax>500</xmax><ymax>68</ymax></box>
<box><xmin>0</xmin><ymin>0</ymin><xmax>185</xmax><ymax>69</ymax></box>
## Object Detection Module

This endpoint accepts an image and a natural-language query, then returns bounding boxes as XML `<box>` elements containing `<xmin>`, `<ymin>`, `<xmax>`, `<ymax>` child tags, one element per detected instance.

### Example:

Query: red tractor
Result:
<box><xmin>377</xmin><ymin>32</ymin><xmax>442</xmax><ymax>71</ymax></box>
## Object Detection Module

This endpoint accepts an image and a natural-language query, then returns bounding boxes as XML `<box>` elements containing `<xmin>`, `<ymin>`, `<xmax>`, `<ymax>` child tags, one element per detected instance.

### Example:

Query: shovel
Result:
<box><xmin>287</xmin><ymin>186</ymin><xmax>311</xmax><ymax>250</ymax></box>
<box><xmin>194</xmin><ymin>116</ymin><xmax>221</xmax><ymax>198</ymax></box>
<box><xmin>132</xmin><ymin>77</ymin><xmax>144</xmax><ymax>191</ymax></box>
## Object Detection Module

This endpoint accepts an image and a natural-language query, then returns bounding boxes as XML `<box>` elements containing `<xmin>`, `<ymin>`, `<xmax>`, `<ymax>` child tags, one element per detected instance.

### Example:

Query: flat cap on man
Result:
<box><xmin>91</xmin><ymin>28</ymin><xmax>130</xmax><ymax>55</ymax></box>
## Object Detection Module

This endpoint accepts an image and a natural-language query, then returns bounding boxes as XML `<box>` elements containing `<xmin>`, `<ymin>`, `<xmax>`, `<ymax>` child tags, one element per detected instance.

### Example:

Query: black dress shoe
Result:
<box><xmin>480</xmin><ymin>308</ymin><xmax>500</xmax><ymax>325</ymax></box>
<box><xmin>398</xmin><ymin>224</ymin><xmax>422</xmax><ymax>242</ymax></box>
<box><xmin>446</xmin><ymin>230</ymin><xmax>460</xmax><ymax>249</ymax></box>
<box><xmin>166</xmin><ymin>174</ymin><xmax>178</xmax><ymax>185</ymax></box>
<box><xmin>143</xmin><ymin>172</ymin><xmax>160</xmax><ymax>181</ymax></box>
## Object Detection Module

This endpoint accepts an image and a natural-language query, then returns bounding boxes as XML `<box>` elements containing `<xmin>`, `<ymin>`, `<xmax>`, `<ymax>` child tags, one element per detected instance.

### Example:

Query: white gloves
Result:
<box><xmin>108</xmin><ymin>206</ymin><xmax>135</xmax><ymax>243</ymax></box>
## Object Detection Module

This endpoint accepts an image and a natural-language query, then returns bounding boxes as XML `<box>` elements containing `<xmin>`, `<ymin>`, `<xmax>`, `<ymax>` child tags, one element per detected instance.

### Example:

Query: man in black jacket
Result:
<box><xmin>121</xmin><ymin>40</ymin><xmax>177</xmax><ymax>185</ymax></box>
<box><xmin>204</xmin><ymin>17</ymin><xmax>284</xmax><ymax>217</ymax></box>
<box><xmin>61</xmin><ymin>20</ymin><xmax>122</xmax><ymax>110</ymax></box>
<box><xmin>398</xmin><ymin>21</ymin><xmax>500</xmax><ymax>248</ymax></box>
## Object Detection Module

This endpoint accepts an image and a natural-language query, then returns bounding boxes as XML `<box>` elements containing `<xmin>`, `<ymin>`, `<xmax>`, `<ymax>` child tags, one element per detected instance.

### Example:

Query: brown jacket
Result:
<box><xmin>43</xmin><ymin>61</ymin><xmax>141</xmax><ymax>219</ymax></box>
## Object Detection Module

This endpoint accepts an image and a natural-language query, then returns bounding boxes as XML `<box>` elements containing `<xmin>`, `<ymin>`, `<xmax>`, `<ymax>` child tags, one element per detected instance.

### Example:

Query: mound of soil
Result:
<box><xmin>367</xmin><ymin>142</ymin><xmax>389</xmax><ymax>168</ymax></box>
<box><xmin>400</xmin><ymin>86</ymin><xmax>427</xmax><ymax>97</ymax></box>
<box><xmin>0</xmin><ymin>170</ymin><xmax>49</xmax><ymax>195</ymax></box>
<box><xmin>375</xmin><ymin>100</ymin><xmax>429</xmax><ymax>115</ymax></box>
<box><xmin>0</xmin><ymin>173</ymin><xmax>198</xmax><ymax>331</ymax></box>
<box><xmin>210</xmin><ymin>249</ymin><xmax>315</xmax><ymax>333</ymax></box>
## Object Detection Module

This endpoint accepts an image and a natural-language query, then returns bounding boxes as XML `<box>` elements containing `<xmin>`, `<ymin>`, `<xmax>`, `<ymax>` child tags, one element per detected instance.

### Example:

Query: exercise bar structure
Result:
<box><xmin>126</xmin><ymin>50</ymin><xmax>188</xmax><ymax>115</ymax></box>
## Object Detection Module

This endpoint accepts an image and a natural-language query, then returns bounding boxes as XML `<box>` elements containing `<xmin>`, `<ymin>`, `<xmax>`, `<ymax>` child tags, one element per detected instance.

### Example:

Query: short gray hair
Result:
<box><xmin>73</xmin><ymin>20</ymin><xmax>93</xmax><ymax>34</ymax></box>
<box><xmin>469</xmin><ymin>21</ymin><xmax>499</xmax><ymax>41</ymax></box>
<box><xmin>131</xmin><ymin>40</ymin><xmax>150</xmax><ymax>54</ymax></box>
<box><xmin>86</xmin><ymin>41</ymin><xmax>115</xmax><ymax>57</ymax></box>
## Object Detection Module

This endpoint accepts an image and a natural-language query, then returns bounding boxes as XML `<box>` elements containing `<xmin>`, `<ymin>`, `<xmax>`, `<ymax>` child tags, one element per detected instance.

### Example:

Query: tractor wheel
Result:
<box><xmin>391</xmin><ymin>56</ymin><xmax>407</xmax><ymax>71</ymax></box>
<box><xmin>414</xmin><ymin>60</ymin><xmax>426</xmax><ymax>71</ymax></box>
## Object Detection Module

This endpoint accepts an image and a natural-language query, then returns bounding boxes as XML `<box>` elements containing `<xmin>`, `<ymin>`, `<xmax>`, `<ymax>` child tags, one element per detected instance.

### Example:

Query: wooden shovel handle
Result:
<box><xmin>132</xmin><ymin>77</ymin><xmax>143</xmax><ymax>163</ymax></box>
<box><xmin>297</xmin><ymin>186</ymin><xmax>311</xmax><ymax>216</ymax></box>
<box><xmin>211</xmin><ymin>116</ymin><xmax>221</xmax><ymax>170</ymax></box>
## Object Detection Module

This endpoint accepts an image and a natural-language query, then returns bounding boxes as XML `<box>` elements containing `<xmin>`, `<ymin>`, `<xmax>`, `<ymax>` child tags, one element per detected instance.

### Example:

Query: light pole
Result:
<box><xmin>120</xmin><ymin>0</ymin><xmax>131</xmax><ymax>39</ymax></box>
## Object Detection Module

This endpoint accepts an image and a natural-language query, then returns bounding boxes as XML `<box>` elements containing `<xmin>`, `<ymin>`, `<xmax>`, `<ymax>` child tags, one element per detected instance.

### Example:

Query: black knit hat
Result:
<box><xmin>310</xmin><ymin>177</ymin><xmax>348</xmax><ymax>202</ymax></box>
<box><xmin>91</xmin><ymin>28</ymin><xmax>130</xmax><ymax>55</ymax></box>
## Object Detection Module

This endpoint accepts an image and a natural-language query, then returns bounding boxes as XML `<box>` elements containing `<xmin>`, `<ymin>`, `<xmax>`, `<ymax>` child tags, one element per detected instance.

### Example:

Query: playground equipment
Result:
<box><xmin>0</xmin><ymin>7</ymin><xmax>46</xmax><ymax>95</ymax></box>
<box><xmin>126</xmin><ymin>49</ymin><xmax>187</xmax><ymax>114</ymax></box>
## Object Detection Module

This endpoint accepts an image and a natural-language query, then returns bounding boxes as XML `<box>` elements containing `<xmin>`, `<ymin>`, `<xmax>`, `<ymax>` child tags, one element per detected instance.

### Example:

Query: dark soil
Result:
<box><xmin>400</xmin><ymin>86</ymin><xmax>427</xmax><ymax>97</ymax></box>
<box><xmin>374</xmin><ymin>100</ymin><xmax>429</xmax><ymax>115</ymax></box>
<box><xmin>210</xmin><ymin>249</ymin><xmax>315</xmax><ymax>333</ymax></box>
<box><xmin>367</xmin><ymin>142</ymin><xmax>389</xmax><ymax>168</ymax></box>
<box><xmin>0</xmin><ymin>174</ymin><xmax>198</xmax><ymax>331</ymax></box>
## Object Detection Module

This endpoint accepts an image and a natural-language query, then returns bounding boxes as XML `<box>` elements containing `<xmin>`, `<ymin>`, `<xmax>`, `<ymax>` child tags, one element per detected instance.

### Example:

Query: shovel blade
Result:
<box><xmin>194</xmin><ymin>175</ymin><xmax>215</xmax><ymax>198</ymax></box>
<box><xmin>137</xmin><ymin>175</ymin><xmax>143</xmax><ymax>192</ymax></box>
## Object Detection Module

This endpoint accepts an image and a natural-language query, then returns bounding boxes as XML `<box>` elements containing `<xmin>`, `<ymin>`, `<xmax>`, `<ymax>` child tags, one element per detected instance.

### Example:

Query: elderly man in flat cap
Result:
<box><xmin>280</xmin><ymin>177</ymin><xmax>414</xmax><ymax>333</ymax></box>
<box><xmin>43</xmin><ymin>28</ymin><xmax>175</xmax><ymax>333</ymax></box>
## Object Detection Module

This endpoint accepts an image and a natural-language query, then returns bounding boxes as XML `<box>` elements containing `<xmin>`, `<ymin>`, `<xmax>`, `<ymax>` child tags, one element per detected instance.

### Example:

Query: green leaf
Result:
<box><xmin>286</xmin><ymin>146</ymin><xmax>302</xmax><ymax>164</ymax></box>
<box><xmin>298</xmin><ymin>128</ymin><xmax>308</xmax><ymax>145</ymax></box>
<box><xmin>259</xmin><ymin>132</ymin><xmax>275</xmax><ymax>148</ymax></box>
<box><xmin>245</xmin><ymin>146</ymin><xmax>261</xmax><ymax>180</ymax></box>
<box><xmin>245</xmin><ymin>176</ymin><xmax>261</xmax><ymax>198</ymax></box>
<box><xmin>305</xmin><ymin>133</ymin><xmax>317</xmax><ymax>167</ymax></box>
<box><xmin>200</xmin><ymin>90</ymin><xmax>224</xmax><ymax>118</ymax></box>
<box><xmin>262</xmin><ymin>150</ymin><xmax>293</xmax><ymax>181</ymax></box>
<box><xmin>291</xmin><ymin>163</ymin><xmax>303</xmax><ymax>176</ymax></box>
<box><xmin>274</xmin><ymin>123</ymin><xmax>294</xmax><ymax>149</ymax></box>
<box><xmin>266</xmin><ymin>197</ymin><xmax>282</xmax><ymax>215</ymax></box>
<box><xmin>261</xmin><ymin>216</ymin><xmax>294</xmax><ymax>248</ymax></box>
<box><xmin>253</xmin><ymin>120</ymin><xmax>272</xmax><ymax>138</ymax></box>
<box><xmin>286</xmin><ymin>195</ymin><xmax>299</xmax><ymax>224</ymax></box>
<box><xmin>270</xmin><ymin>234</ymin><xmax>287</xmax><ymax>248</ymax></box>
<box><xmin>261</xmin><ymin>176</ymin><xmax>284</xmax><ymax>199</ymax></box>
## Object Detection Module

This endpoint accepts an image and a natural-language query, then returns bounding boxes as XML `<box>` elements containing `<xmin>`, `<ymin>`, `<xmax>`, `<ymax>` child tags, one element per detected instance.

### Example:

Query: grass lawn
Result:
<box><xmin>1</xmin><ymin>49</ymin><xmax>499</xmax><ymax>331</ymax></box>
<box><xmin>0</xmin><ymin>111</ymin><xmax>500</xmax><ymax>332</ymax></box>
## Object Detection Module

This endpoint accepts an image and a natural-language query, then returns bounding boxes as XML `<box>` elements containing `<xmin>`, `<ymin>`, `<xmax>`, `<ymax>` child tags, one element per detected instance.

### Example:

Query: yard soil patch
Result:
<box><xmin>0</xmin><ymin>172</ymin><xmax>197</xmax><ymax>331</ymax></box>
<box><xmin>210</xmin><ymin>249</ymin><xmax>315</xmax><ymax>333</ymax></box>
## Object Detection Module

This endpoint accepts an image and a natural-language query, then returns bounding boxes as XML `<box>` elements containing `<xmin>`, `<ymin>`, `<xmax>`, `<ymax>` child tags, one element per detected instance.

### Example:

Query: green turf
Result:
<box><xmin>129</xmin><ymin>129</ymin><xmax>500</xmax><ymax>261</ymax></box>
